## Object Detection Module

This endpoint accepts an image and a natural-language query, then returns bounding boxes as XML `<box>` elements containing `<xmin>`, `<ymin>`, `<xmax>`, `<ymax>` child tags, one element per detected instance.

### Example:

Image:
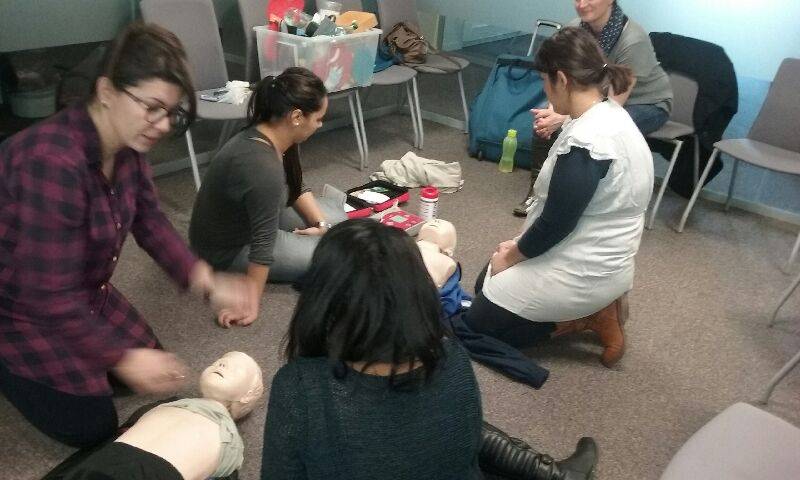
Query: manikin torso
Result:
<box><xmin>115</xmin><ymin>351</ymin><xmax>263</xmax><ymax>480</ymax></box>
<box><xmin>116</xmin><ymin>405</ymin><xmax>222</xmax><ymax>480</ymax></box>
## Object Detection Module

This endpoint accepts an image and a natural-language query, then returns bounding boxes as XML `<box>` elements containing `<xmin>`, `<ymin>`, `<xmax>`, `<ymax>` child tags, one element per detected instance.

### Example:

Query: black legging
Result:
<box><xmin>463</xmin><ymin>264</ymin><xmax>555</xmax><ymax>350</ymax></box>
<box><xmin>0</xmin><ymin>361</ymin><xmax>117</xmax><ymax>447</ymax></box>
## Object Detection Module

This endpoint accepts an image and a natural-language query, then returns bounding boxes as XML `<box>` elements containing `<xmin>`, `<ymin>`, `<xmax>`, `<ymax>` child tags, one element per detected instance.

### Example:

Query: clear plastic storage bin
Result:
<box><xmin>254</xmin><ymin>26</ymin><xmax>381</xmax><ymax>93</ymax></box>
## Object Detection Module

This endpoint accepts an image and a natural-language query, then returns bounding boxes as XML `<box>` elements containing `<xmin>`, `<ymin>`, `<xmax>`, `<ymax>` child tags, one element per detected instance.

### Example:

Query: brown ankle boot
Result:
<box><xmin>586</xmin><ymin>299</ymin><xmax>625</xmax><ymax>368</ymax></box>
<box><xmin>551</xmin><ymin>293</ymin><xmax>628</xmax><ymax>368</ymax></box>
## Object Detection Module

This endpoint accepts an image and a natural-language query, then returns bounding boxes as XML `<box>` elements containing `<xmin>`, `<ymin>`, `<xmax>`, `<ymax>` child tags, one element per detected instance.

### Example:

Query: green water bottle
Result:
<box><xmin>498</xmin><ymin>129</ymin><xmax>517</xmax><ymax>173</ymax></box>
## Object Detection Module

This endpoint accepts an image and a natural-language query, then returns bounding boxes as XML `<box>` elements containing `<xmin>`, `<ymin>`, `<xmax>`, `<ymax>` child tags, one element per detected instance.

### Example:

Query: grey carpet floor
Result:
<box><xmin>2</xmin><ymin>116</ymin><xmax>800</xmax><ymax>480</ymax></box>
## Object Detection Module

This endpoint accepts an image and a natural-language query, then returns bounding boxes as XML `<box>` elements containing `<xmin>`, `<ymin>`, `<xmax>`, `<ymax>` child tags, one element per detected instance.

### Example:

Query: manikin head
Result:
<box><xmin>417</xmin><ymin>219</ymin><xmax>457</xmax><ymax>256</ymax></box>
<box><xmin>200</xmin><ymin>352</ymin><xmax>264</xmax><ymax>420</ymax></box>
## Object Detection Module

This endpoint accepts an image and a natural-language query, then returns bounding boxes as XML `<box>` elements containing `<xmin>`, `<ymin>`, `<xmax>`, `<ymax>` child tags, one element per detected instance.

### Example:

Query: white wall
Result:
<box><xmin>419</xmin><ymin>0</ymin><xmax>800</xmax><ymax>81</ymax></box>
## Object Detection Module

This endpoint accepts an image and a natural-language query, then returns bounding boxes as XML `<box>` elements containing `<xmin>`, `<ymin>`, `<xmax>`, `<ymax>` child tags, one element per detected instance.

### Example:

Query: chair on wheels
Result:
<box><xmin>760</xmin><ymin>268</ymin><xmax>800</xmax><ymax>404</ymax></box>
<box><xmin>324</xmin><ymin>0</ymin><xmax>423</xmax><ymax>150</ymax></box>
<box><xmin>646</xmin><ymin>71</ymin><xmax>700</xmax><ymax>229</ymax></box>
<box><xmin>141</xmin><ymin>0</ymin><xmax>248</xmax><ymax>190</ymax></box>
<box><xmin>375</xmin><ymin>0</ymin><xmax>471</xmax><ymax>133</ymax></box>
<box><xmin>678</xmin><ymin>58</ymin><xmax>800</xmax><ymax>234</ymax></box>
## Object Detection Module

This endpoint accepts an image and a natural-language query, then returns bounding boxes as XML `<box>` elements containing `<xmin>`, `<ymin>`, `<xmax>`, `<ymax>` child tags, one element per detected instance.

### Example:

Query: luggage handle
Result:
<box><xmin>526</xmin><ymin>19</ymin><xmax>562</xmax><ymax>56</ymax></box>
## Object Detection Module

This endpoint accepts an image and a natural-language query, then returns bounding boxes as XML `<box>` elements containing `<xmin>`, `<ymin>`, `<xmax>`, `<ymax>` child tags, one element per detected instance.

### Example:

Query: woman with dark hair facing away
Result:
<box><xmin>260</xmin><ymin>219</ymin><xmax>598</xmax><ymax>480</ymax></box>
<box><xmin>465</xmin><ymin>27</ymin><xmax>653</xmax><ymax>368</ymax></box>
<box><xmin>189</xmin><ymin>67</ymin><xmax>347</xmax><ymax>327</ymax></box>
<box><xmin>0</xmin><ymin>23</ymin><xmax>256</xmax><ymax>448</ymax></box>
<box><xmin>515</xmin><ymin>0</ymin><xmax>671</xmax><ymax>215</ymax></box>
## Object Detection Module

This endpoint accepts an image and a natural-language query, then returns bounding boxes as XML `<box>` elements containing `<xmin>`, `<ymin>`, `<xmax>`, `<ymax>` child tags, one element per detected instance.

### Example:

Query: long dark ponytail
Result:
<box><xmin>247</xmin><ymin>67</ymin><xmax>326</xmax><ymax>205</ymax></box>
<box><xmin>534</xmin><ymin>26</ymin><xmax>632</xmax><ymax>97</ymax></box>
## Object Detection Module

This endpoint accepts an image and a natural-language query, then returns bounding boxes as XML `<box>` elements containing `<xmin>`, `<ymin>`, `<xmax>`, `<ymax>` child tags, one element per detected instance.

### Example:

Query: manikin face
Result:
<box><xmin>98</xmin><ymin>77</ymin><xmax>184</xmax><ymax>153</ymax></box>
<box><xmin>200</xmin><ymin>352</ymin><xmax>260</xmax><ymax>403</ymax></box>
<box><xmin>417</xmin><ymin>219</ymin><xmax>456</xmax><ymax>256</ymax></box>
<box><xmin>291</xmin><ymin>96</ymin><xmax>328</xmax><ymax>144</ymax></box>
<box><xmin>574</xmin><ymin>0</ymin><xmax>615</xmax><ymax>26</ymax></box>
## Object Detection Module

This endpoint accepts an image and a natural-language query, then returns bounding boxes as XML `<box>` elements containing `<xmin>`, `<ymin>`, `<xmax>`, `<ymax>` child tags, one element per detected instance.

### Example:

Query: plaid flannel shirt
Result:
<box><xmin>0</xmin><ymin>104</ymin><xmax>197</xmax><ymax>396</ymax></box>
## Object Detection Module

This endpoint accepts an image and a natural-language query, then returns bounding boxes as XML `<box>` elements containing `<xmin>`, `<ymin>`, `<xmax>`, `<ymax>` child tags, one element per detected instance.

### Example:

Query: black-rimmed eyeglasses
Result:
<box><xmin>122</xmin><ymin>88</ymin><xmax>188</xmax><ymax>130</ymax></box>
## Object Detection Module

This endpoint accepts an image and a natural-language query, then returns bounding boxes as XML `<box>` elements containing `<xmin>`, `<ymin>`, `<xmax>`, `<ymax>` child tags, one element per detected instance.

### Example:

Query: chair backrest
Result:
<box><xmin>140</xmin><ymin>0</ymin><xmax>228</xmax><ymax>91</ymax></box>
<box><xmin>316</xmin><ymin>0</ymin><xmax>363</xmax><ymax>12</ymax></box>
<box><xmin>666</xmin><ymin>71</ymin><xmax>699</xmax><ymax>128</ymax></box>
<box><xmin>375</xmin><ymin>0</ymin><xmax>419</xmax><ymax>37</ymax></box>
<box><xmin>748</xmin><ymin>58</ymin><xmax>800</xmax><ymax>153</ymax></box>
<box><xmin>237</xmin><ymin>0</ymin><xmax>269</xmax><ymax>83</ymax></box>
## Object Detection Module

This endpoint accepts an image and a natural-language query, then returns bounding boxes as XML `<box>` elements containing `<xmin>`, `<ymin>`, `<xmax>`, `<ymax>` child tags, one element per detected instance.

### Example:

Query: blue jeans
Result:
<box><xmin>624</xmin><ymin>104</ymin><xmax>669</xmax><ymax>135</ymax></box>
<box><xmin>229</xmin><ymin>195</ymin><xmax>348</xmax><ymax>283</ymax></box>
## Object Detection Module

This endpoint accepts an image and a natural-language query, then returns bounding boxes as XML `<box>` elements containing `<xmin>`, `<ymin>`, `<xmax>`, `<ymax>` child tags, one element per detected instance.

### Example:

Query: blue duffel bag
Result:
<box><xmin>468</xmin><ymin>54</ymin><xmax>548</xmax><ymax>169</ymax></box>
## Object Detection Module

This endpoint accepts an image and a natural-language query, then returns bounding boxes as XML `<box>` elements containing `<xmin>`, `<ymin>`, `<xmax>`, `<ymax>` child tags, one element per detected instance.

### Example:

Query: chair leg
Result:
<box><xmin>693</xmin><ymin>134</ymin><xmax>700</xmax><ymax>187</ymax></box>
<box><xmin>768</xmin><ymin>269</ymin><xmax>800</xmax><ymax>327</ymax></box>
<box><xmin>185</xmin><ymin>128</ymin><xmax>202</xmax><ymax>191</ymax></box>
<box><xmin>412</xmin><ymin>76</ymin><xmax>424</xmax><ymax>150</ymax></box>
<box><xmin>354</xmin><ymin>89</ymin><xmax>368</xmax><ymax>165</ymax></box>
<box><xmin>724</xmin><ymin>158</ymin><xmax>739</xmax><ymax>212</ymax></box>
<box><xmin>405</xmin><ymin>80</ymin><xmax>420</xmax><ymax>149</ymax></box>
<box><xmin>647</xmin><ymin>139</ymin><xmax>682</xmax><ymax>230</ymax></box>
<box><xmin>346</xmin><ymin>92</ymin><xmax>366</xmax><ymax>171</ymax></box>
<box><xmin>677</xmin><ymin>147</ymin><xmax>720</xmax><ymax>233</ymax></box>
<box><xmin>783</xmin><ymin>231</ymin><xmax>800</xmax><ymax>273</ymax></box>
<box><xmin>759</xmin><ymin>349</ymin><xmax>800</xmax><ymax>405</ymax></box>
<box><xmin>457</xmin><ymin>71</ymin><xmax>469</xmax><ymax>134</ymax></box>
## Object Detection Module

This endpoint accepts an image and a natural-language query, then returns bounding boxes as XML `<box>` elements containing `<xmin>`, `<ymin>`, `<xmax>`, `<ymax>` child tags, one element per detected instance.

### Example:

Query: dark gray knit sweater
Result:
<box><xmin>260</xmin><ymin>341</ymin><xmax>483</xmax><ymax>480</ymax></box>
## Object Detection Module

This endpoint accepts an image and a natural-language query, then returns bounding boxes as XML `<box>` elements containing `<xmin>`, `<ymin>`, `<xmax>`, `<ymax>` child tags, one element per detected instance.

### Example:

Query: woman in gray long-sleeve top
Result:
<box><xmin>189</xmin><ymin>68</ymin><xmax>346</xmax><ymax>327</ymax></box>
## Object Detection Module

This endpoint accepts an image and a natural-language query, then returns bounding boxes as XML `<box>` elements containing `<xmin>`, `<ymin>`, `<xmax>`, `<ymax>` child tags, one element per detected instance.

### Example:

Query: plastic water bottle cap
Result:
<box><xmin>507</xmin><ymin>129</ymin><xmax>517</xmax><ymax>138</ymax></box>
<box><xmin>420</xmin><ymin>186</ymin><xmax>439</xmax><ymax>199</ymax></box>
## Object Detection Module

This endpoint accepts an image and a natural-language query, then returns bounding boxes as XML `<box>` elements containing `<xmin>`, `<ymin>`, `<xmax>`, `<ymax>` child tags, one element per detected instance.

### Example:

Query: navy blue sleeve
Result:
<box><xmin>517</xmin><ymin>147</ymin><xmax>611</xmax><ymax>259</ymax></box>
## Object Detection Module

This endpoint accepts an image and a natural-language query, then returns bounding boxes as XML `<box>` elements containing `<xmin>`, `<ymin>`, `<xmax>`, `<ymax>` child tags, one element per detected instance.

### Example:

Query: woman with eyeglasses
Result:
<box><xmin>0</xmin><ymin>23</ymin><xmax>257</xmax><ymax>448</ymax></box>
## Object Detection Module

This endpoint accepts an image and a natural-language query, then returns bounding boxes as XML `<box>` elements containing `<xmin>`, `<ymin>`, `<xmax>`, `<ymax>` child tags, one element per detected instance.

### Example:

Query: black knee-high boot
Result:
<box><xmin>479</xmin><ymin>422</ymin><xmax>597</xmax><ymax>480</ymax></box>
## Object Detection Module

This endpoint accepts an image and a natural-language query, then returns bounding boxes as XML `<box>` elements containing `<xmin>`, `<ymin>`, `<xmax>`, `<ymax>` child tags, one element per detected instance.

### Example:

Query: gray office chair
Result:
<box><xmin>660</xmin><ymin>403</ymin><xmax>800</xmax><ymax>479</ymax></box>
<box><xmin>324</xmin><ymin>0</ymin><xmax>423</xmax><ymax>150</ymax></box>
<box><xmin>236</xmin><ymin>0</ymin><xmax>268</xmax><ymax>84</ymax></box>
<box><xmin>647</xmin><ymin>72</ymin><xmax>700</xmax><ymax>229</ymax></box>
<box><xmin>761</xmin><ymin>268</ymin><xmax>800</xmax><ymax>404</ymax></box>
<box><xmin>141</xmin><ymin>0</ymin><xmax>248</xmax><ymax>190</ymax></box>
<box><xmin>375</xmin><ymin>0</ymin><xmax>471</xmax><ymax>133</ymax></box>
<box><xmin>679</xmin><ymin>58</ymin><xmax>800</xmax><ymax>233</ymax></box>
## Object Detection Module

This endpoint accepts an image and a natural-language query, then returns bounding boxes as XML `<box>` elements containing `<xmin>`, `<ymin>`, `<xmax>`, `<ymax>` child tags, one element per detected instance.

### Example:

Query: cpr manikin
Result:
<box><xmin>62</xmin><ymin>352</ymin><xmax>263</xmax><ymax>480</ymax></box>
<box><xmin>417</xmin><ymin>219</ymin><xmax>458</xmax><ymax>288</ymax></box>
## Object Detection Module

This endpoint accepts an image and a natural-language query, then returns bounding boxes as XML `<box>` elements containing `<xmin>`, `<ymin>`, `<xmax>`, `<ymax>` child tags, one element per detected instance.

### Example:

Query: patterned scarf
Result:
<box><xmin>581</xmin><ymin>1</ymin><xmax>628</xmax><ymax>55</ymax></box>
